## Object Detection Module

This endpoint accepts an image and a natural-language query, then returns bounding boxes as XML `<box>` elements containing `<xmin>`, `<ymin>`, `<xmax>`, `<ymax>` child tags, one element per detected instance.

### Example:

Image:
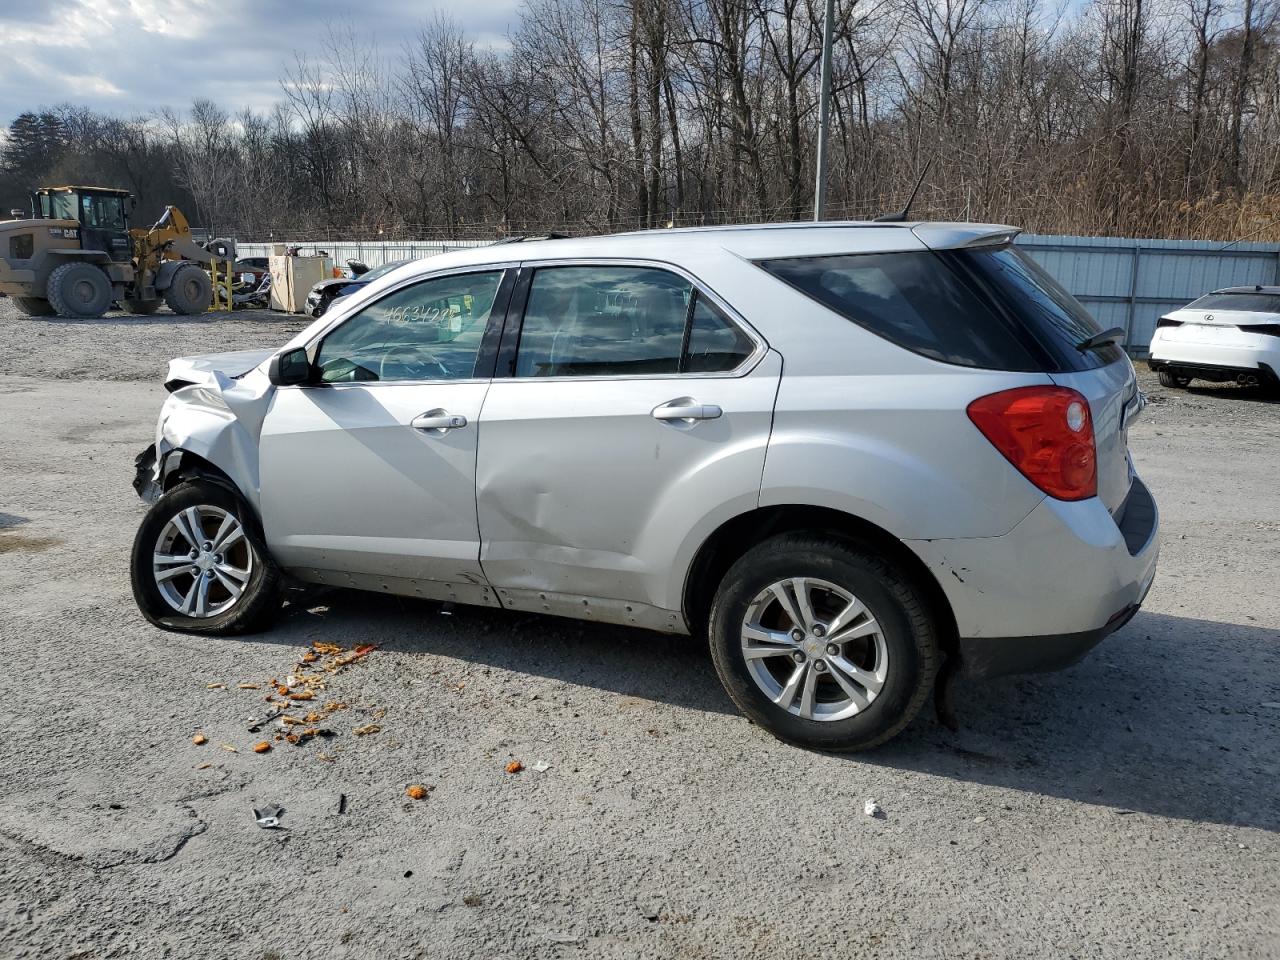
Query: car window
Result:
<box><xmin>515</xmin><ymin>266</ymin><xmax>690</xmax><ymax>377</ymax></box>
<box><xmin>315</xmin><ymin>270</ymin><xmax>503</xmax><ymax>383</ymax></box>
<box><xmin>684</xmin><ymin>294</ymin><xmax>755</xmax><ymax>373</ymax></box>
<box><xmin>761</xmin><ymin>251</ymin><xmax>1041</xmax><ymax>371</ymax></box>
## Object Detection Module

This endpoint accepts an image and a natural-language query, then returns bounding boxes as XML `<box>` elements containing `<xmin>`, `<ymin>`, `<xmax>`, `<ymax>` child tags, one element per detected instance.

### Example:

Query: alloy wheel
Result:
<box><xmin>152</xmin><ymin>504</ymin><xmax>253</xmax><ymax>618</ymax></box>
<box><xmin>739</xmin><ymin>577</ymin><xmax>889</xmax><ymax>722</ymax></box>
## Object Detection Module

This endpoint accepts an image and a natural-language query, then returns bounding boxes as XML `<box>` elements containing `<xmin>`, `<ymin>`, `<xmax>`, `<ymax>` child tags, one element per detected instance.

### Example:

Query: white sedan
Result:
<box><xmin>1148</xmin><ymin>285</ymin><xmax>1280</xmax><ymax>390</ymax></box>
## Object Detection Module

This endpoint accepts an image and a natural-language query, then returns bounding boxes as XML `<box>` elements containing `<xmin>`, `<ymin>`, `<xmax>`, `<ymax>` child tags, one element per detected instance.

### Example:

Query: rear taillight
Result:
<box><xmin>1155</xmin><ymin>317</ymin><xmax>1182</xmax><ymax>328</ymax></box>
<box><xmin>967</xmin><ymin>386</ymin><xmax>1097</xmax><ymax>501</ymax></box>
<box><xmin>1237</xmin><ymin>324</ymin><xmax>1280</xmax><ymax>336</ymax></box>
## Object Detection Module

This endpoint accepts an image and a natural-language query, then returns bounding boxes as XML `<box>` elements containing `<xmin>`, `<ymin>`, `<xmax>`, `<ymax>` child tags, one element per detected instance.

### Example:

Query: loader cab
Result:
<box><xmin>34</xmin><ymin>186</ymin><xmax>135</xmax><ymax>263</ymax></box>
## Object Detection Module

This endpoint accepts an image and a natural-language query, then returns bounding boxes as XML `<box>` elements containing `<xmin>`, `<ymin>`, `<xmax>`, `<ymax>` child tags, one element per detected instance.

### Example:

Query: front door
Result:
<box><xmin>476</xmin><ymin>263</ymin><xmax>780</xmax><ymax>622</ymax></box>
<box><xmin>259</xmin><ymin>267</ymin><xmax>512</xmax><ymax>603</ymax></box>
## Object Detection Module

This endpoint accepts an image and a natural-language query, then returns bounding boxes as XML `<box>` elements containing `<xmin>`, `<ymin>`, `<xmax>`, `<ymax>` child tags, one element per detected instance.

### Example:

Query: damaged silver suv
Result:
<box><xmin>131</xmin><ymin>223</ymin><xmax>1159</xmax><ymax>751</ymax></box>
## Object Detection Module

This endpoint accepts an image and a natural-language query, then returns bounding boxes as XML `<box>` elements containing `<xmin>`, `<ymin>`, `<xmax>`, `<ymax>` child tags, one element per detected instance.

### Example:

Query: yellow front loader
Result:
<box><xmin>0</xmin><ymin>185</ymin><xmax>233</xmax><ymax>318</ymax></box>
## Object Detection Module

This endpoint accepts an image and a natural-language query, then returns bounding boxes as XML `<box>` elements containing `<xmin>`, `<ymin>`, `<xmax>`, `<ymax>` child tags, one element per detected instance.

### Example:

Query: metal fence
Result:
<box><xmin>1017</xmin><ymin>234</ymin><xmax>1280</xmax><ymax>356</ymax></box>
<box><xmin>238</xmin><ymin>233</ymin><xmax>1280</xmax><ymax>357</ymax></box>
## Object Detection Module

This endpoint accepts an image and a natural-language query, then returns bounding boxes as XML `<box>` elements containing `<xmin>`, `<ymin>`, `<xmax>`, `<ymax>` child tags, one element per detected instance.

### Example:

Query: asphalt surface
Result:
<box><xmin>1</xmin><ymin>302</ymin><xmax>1277</xmax><ymax>959</ymax></box>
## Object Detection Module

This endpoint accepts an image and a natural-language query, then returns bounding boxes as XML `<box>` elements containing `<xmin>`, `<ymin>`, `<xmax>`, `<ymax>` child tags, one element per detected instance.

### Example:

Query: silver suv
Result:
<box><xmin>130</xmin><ymin>223</ymin><xmax>1159</xmax><ymax>750</ymax></box>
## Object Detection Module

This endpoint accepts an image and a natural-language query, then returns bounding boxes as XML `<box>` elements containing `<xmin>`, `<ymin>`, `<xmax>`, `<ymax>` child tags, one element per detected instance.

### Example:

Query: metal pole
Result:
<box><xmin>814</xmin><ymin>0</ymin><xmax>835</xmax><ymax>221</ymax></box>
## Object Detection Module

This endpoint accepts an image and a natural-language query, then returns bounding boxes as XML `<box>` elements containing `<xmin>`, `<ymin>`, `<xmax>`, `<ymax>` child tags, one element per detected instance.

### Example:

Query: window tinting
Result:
<box><xmin>516</xmin><ymin>266</ymin><xmax>691</xmax><ymax>377</ymax></box>
<box><xmin>761</xmin><ymin>251</ymin><xmax>1040</xmax><ymax>370</ymax></box>
<box><xmin>1187</xmin><ymin>292</ymin><xmax>1280</xmax><ymax>312</ymax></box>
<box><xmin>956</xmin><ymin>246</ymin><xmax>1121</xmax><ymax>370</ymax></box>
<box><xmin>685</xmin><ymin>295</ymin><xmax>755</xmax><ymax>372</ymax></box>
<box><xmin>315</xmin><ymin>270</ymin><xmax>502</xmax><ymax>382</ymax></box>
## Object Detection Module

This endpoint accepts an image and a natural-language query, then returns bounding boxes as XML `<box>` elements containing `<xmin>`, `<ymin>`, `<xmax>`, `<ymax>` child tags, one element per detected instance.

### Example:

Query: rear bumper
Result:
<box><xmin>907</xmin><ymin>475</ymin><xmax>1159</xmax><ymax>679</ymax></box>
<box><xmin>1148</xmin><ymin>330</ymin><xmax>1280</xmax><ymax>378</ymax></box>
<box><xmin>1147</xmin><ymin>356</ymin><xmax>1279</xmax><ymax>384</ymax></box>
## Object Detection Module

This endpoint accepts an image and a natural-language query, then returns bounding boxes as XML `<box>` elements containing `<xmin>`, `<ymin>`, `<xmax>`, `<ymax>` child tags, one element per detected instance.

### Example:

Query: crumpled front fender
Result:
<box><xmin>153</xmin><ymin>367</ymin><xmax>275</xmax><ymax>513</ymax></box>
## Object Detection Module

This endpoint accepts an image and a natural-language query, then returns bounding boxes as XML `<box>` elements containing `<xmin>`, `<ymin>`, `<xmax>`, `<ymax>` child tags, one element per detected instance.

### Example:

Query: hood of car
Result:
<box><xmin>309</xmin><ymin>277</ymin><xmax>355</xmax><ymax>295</ymax></box>
<box><xmin>1164</xmin><ymin>307</ymin><xmax>1280</xmax><ymax>326</ymax></box>
<box><xmin>165</xmin><ymin>349</ymin><xmax>275</xmax><ymax>388</ymax></box>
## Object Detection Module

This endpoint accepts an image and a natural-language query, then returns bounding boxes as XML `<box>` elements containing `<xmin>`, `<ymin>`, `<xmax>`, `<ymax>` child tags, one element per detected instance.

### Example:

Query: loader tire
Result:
<box><xmin>164</xmin><ymin>264</ymin><xmax>212</xmax><ymax>315</ymax></box>
<box><xmin>47</xmin><ymin>262</ymin><xmax>113</xmax><ymax>318</ymax></box>
<box><xmin>123</xmin><ymin>298</ymin><xmax>163</xmax><ymax>315</ymax></box>
<box><xmin>12</xmin><ymin>296</ymin><xmax>55</xmax><ymax>317</ymax></box>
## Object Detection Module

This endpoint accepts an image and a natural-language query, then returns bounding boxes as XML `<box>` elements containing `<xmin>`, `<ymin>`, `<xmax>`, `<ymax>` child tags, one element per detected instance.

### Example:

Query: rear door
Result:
<box><xmin>475</xmin><ymin>261</ymin><xmax>779</xmax><ymax>618</ymax></box>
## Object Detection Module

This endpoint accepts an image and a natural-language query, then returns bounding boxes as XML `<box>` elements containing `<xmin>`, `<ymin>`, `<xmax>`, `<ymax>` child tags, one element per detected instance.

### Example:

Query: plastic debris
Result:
<box><xmin>337</xmin><ymin>794</ymin><xmax>348</xmax><ymax>815</ymax></box>
<box><xmin>206</xmin><ymin>683</ymin><xmax>225</xmax><ymax>690</ymax></box>
<box><xmin>254</xmin><ymin>804</ymin><xmax>285</xmax><ymax>829</ymax></box>
<box><xmin>505</xmin><ymin>760</ymin><xmax>524</xmax><ymax>774</ymax></box>
<box><xmin>864</xmin><ymin>799</ymin><xmax>884</xmax><ymax>819</ymax></box>
<box><xmin>248</xmin><ymin>708</ymin><xmax>286</xmax><ymax>733</ymax></box>
<box><xmin>353</xmin><ymin>724</ymin><xmax>381</xmax><ymax>736</ymax></box>
<box><xmin>406</xmin><ymin>784</ymin><xmax>429</xmax><ymax>800</ymax></box>
<box><xmin>253</xmin><ymin>741</ymin><xmax>272</xmax><ymax>754</ymax></box>
<box><xmin>532</xmin><ymin>759</ymin><xmax>551</xmax><ymax>773</ymax></box>
<box><xmin>974</xmin><ymin>816</ymin><xmax>988</xmax><ymax>824</ymax></box>
<box><xmin>220</xmin><ymin>744</ymin><xmax>238</xmax><ymax>753</ymax></box>
<box><xmin>237</xmin><ymin>683</ymin><xmax>260</xmax><ymax>690</ymax></box>
<box><xmin>191</xmin><ymin>733</ymin><xmax>208</xmax><ymax>746</ymax></box>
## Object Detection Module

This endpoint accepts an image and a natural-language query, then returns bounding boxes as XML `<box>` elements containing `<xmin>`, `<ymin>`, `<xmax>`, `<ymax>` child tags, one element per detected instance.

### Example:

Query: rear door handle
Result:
<box><xmin>411</xmin><ymin>411</ymin><xmax>467</xmax><ymax>432</ymax></box>
<box><xmin>652</xmin><ymin>399</ymin><xmax>723</xmax><ymax>422</ymax></box>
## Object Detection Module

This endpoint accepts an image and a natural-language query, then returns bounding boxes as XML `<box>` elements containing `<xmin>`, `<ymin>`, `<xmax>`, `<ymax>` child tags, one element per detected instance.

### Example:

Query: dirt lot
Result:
<box><xmin>1</xmin><ymin>300</ymin><xmax>1277</xmax><ymax>960</ymax></box>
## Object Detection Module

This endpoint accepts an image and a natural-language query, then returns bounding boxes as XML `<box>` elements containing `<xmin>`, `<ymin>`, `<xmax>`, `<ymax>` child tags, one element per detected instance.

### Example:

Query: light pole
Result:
<box><xmin>813</xmin><ymin>0</ymin><xmax>835</xmax><ymax>221</ymax></box>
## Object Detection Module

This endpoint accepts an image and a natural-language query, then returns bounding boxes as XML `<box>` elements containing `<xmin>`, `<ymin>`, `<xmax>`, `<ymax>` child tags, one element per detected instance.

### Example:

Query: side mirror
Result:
<box><xmin>268</xmin><ymin>347</ymin><xmax>314</xmax><ymax>386</ymax></box>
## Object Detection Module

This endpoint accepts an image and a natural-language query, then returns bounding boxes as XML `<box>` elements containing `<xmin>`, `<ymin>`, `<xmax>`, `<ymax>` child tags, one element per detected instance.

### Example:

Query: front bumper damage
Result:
<box><xmin>133</xmin><ymin>443</ymin><xmax>162</xmax><ymax>503</ymax></box>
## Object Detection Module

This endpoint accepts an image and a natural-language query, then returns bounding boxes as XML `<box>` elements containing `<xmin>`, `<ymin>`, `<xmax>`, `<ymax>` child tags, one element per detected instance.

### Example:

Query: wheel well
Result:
<box><xmin>681</xmin><ymin>505</ymin><xmax>959</xmax><ymax>655</ymax></box>
<box><xmin>159</xmin><ymin>450</ymin><xmax>265</xmax><ymax>537</ymax></box>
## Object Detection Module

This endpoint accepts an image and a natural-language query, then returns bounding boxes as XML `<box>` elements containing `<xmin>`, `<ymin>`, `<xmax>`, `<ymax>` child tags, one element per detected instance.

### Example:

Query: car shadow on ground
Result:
<box><xmin>260</xmin><ymin>594</ymin><xmax>1279</xmax><ymax>832</ymax></box>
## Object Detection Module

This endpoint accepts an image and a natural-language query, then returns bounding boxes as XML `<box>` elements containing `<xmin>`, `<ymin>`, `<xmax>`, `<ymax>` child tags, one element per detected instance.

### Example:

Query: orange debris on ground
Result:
<box><xmin>406</xmin><ymin>784</ymin><xmax>430</xmax><ymax>800</ymax></box>
<box><xmin>191</xmin><ymin>733</ymin><xmax>208</xmax><ymax>745</ymax></box>
<box><xmin>505</xmin><ymin>760</ymin><xmax>524</xmax><ymax>774</ymax></box>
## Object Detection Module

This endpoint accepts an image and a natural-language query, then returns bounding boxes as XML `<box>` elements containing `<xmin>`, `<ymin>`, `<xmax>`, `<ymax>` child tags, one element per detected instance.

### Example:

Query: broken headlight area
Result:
<box><xmin>133</xmin><ymin>443</ymin><xmax>161</xmax><ymax>503</ymax></box>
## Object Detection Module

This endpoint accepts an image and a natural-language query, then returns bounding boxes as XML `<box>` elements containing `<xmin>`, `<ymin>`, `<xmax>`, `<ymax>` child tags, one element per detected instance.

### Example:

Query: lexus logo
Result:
<box><xmin>1204</xmin><ymin>313</ymin><xmax>1214</xmax><ymax>321</ymax></box>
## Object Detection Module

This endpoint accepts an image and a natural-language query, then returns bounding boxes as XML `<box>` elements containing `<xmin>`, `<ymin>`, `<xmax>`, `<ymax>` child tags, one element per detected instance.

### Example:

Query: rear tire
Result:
<box><xmin>123</xmin><ymin>298</ymin><xmax>163</xmax><ymax>315</ymax></box>
<box><xmin>707</xmin><ymin>534</ymin><xmax>939</xmax><ymax>752</ymax></box>
<box><xmin>163</xmin><ymin>264</ymin><xmax>212</xmax><ymax>315</ymax></box>
<box><xmin>46</xmin><ymin>262</ymin><xmax>112</xmax><ymax>318</ymax></box>
<box><xmin>12</xmin><ymin>296</ymin><xmax>55</xmax><ymax>316</ymax></box>
<box><xmin>1158</xmin><ymin>370</ymin><xmax>1191</xmax><ymax>388</ymax></box>
<box><xmin>130</xmin><ymin>480</ymin><xmax>281</xmax><ymax>635</ymax></box>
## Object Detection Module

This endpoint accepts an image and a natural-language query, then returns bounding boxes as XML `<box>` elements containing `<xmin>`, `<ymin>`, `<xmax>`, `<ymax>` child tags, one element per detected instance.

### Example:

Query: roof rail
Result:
<box><xmin>491</xmin><ymin>232</ymin><xmax>569</xmax><ymax>245</ymax></box>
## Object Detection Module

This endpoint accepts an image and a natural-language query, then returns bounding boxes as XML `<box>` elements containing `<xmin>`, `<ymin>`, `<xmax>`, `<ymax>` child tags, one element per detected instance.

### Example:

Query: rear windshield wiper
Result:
<box><xmin>1075</xmin><ymin>326</ymin><xmax>1126</xmax><ymax>353</ymax></box>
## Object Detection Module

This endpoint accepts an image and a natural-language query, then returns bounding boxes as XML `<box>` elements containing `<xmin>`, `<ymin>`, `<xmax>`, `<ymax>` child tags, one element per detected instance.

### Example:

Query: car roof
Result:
<box><xmin>1209</xmin><ymin>285</ymin><xmax>1280</xmax><ymax>295</ymax></box>
<box><xmin>413</xmin><ymin>221</ymin><xmax>1020</xmax><ymax>273</ymax></box>
<box><xmin>38</xmin><ymin>185</ymin><xmax>132</xmax><ymax>195</ymax></box>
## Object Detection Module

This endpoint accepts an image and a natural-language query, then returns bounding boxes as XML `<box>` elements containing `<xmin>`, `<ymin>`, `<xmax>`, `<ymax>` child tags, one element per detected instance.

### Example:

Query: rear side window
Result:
<box><xmin>514</xmin><ymin>265</ymin><xmax>756</xmax><ymax>377</ymax></box>
<box><xmin>760</xmin><ymin>251</ymin><xmax>1040</xmax><ymax>370</ymax></box>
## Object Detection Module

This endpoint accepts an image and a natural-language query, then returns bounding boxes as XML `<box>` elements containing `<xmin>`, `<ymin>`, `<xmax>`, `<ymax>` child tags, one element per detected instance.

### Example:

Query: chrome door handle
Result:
<box><xmin>652</xmin><ymin>399</ymin><xmax>723</xmax><ymax>422</ymax></box>
<box><xmin>411</xmin><ymin>411</ymin><xmax>467</xmax><ymax>432</ymax></box>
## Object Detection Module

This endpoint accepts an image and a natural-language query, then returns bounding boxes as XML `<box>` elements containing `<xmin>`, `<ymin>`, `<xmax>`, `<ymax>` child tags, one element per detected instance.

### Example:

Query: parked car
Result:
<box><xmin>305</xmin><ymin>258</ymin><xmax>410</xmax><ymax>317</ymax></box>
<box><xmin>1147</xmin><ymin>285</ymin><xmax>1280</xmax><ymax>390</ymax></box>
<box><xmin>129</xmin><ymin>223</ymin><xmax>1159</xmax><ymax>751</ymax></box>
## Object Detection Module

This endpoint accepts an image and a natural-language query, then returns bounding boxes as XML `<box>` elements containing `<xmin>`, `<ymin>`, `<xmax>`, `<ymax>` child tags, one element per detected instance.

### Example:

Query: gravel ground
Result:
<box><xmin>1</xmin><ymin>300</ymin><xmax>1277</xmax><ymax>959</ymax></box>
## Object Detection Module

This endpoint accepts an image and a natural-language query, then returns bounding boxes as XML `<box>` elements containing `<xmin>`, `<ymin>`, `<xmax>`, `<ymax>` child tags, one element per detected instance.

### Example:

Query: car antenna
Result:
<box><xmin>873</xmin><ymin>158</ymin><xmax>935</xmax><ymax>223</ymax></box>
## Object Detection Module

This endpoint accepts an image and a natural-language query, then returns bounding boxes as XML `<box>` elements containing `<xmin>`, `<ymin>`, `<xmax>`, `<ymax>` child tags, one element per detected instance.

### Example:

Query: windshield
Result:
<box><xmin>1187</xmin><ymin>292</ymin><xmax>1280</xmax><ymax>313</ymax></box>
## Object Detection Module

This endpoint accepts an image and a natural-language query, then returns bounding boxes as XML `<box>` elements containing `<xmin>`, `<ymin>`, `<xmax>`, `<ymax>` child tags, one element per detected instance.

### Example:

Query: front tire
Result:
<box><xmin>707</xmin><ymin>534</ymin><xmax>939</xmax><ymax>751</ymax></box>
<box><xmin>163</xmin><ymin>264</ymin><xmax>212</xmax><ymax>315</ymax></box>
<box><xmin>130</xmin><ymin>480</ymin><xmax>281</xmax><ymax>634</ymax></box>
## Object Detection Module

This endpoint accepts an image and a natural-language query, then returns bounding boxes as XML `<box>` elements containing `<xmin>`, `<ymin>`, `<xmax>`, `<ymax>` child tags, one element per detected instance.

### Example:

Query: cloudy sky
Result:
<box><xmin>0</xmin><ymin>0</ymin><xmax>521</xmax><ymax>123</ymax></box>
